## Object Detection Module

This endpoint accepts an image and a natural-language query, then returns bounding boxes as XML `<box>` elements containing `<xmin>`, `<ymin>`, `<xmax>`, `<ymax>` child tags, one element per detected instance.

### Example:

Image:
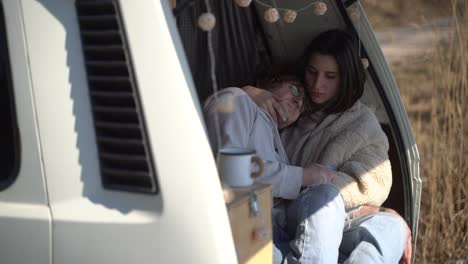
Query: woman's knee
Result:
<box><xmin>297</xmin><ymin>184</ymin><xmax>345</xmax><ymax>214</ymax></box>
<box><xmin>357</xmin><ymin>213</ymin><xmax>408</xmax><ymax>262</ymax></box>
<box><xmin>371</xmin><ymin>213</ymin><xmax>407</xmax><ymax>232</ymax></box>
<box><xmin>384</xmin><ymin>213</ymin><xmax>408</xmax><ymax>239</ymax></box>
<box><xmin>301</xmin><ymin>184</ymin><xmax>342</xmax><ymax>203</ymax></box>
<box><xmin>361</xmin><ymin>213</ymin><xmax>408</xmax><ymax>249</ymax></box>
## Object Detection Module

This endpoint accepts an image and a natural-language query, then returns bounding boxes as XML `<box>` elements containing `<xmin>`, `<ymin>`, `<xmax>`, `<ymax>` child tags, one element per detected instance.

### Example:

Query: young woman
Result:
<box><xmin>244</xmin><ymin>29</ymin><xmax>411</xmax><ymax>264</ymax></box>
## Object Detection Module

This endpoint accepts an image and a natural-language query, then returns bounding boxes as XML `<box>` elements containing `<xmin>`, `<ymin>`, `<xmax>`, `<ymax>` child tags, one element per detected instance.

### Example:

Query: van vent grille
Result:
<box><xmin>76</xmin><ymin>0</ymin><xmax>158</xmax><ymax>194</ymax></box>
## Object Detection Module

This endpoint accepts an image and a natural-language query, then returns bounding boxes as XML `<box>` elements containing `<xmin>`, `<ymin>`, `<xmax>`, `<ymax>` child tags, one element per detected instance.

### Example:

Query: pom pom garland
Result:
<box><xmin>283</xmin><ymin>9</ymin><xmax>297</xmax><ymax>23</ymax></box>
<box><xmin>348</xmin><ymin>3</ymin><xmax>361</xmax><ymax>21</ymax></box>
<box><xmin>235</xmin><ymin>0</ymin><xmax>252</xmax><ymax>8</ymax></box>
<box><xmin>313</xmin><ymin>1</ymin><xmax>327</xmax><ymax>16</ymax></box>
<box><xmin>361</xmin><ymin>58</ymin><xmax>369</xmax><ymax>69</ymax></box>
<box><xmin>198</xmin><ymin>12</ymin><xmax>216</xmax><ymax>31</ymax></box>
<box><xmin>264</xmin><ymin>8</ymin><xmax>279</xmax><ymax>23</ymax></box>
<box><xmin>244</xmin><ymin>0</ymin><xmax>328</xmax><ymax>24</ymax></box>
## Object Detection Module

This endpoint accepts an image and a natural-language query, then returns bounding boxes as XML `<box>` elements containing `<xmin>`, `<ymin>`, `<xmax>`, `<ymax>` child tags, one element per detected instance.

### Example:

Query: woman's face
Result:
<box><xmin>304</xmin><ymin>53</ymin><xmax>340</xmax><ymax>105</ymax></box>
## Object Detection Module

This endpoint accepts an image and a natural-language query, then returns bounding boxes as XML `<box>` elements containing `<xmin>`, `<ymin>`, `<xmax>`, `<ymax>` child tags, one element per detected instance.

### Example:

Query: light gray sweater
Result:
<box><xmin>281</xmin><ymin>101</ymin><xmax>392</xmax><ymax>209</ymax></box>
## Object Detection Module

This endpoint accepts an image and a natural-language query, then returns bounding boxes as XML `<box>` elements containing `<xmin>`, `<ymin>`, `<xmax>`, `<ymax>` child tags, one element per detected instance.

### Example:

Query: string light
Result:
<box><xmin>235</xmin><ymin>0</ymin><xmax>252</xmax><ymax>8</ymax></box>
<box><xmin>234</xmin><ymin>0</ymin><xmax>328</xmax><ymax>23</ymax></box>
<box><xmin>346</xmin><ymin>2</ymin><xmax>367</xmax><ymax>70</ymax></box>
<box><xmin>361</xmin><ymin>58</ymin><xmax>369</xmax><ymax>69</ymax></box>
<box><xmin>264</xmin><ymin>7</ymin><xmax>279</xmax><ymax>23</ymax></box>
<box><xmin>312</xmin><ymin>1</ymin><xmax>327</xmax><ymax>16</ymax></box>
<box><xmin>198</xmin><ymin>12</ymin><xmax>216</xmax><ymax>31</ymax></box>
<box><xmin>348</xmin><ymin>3</ymin><xmax>361</xmax><ymax>21</ymax></box>
<box><xmin>282</xmin><ymin>9</ymin><xmax>297</xmax><ymax>24</ymax></box>
<box><xmin>196</xmin><ymin>0</ymin><xmax>222</xmax><ymax>153</ymax></box>
<box><xmin>200</xmin><ymin>0</ymin><xmax>366</xmax><ymax>70</ymax></box>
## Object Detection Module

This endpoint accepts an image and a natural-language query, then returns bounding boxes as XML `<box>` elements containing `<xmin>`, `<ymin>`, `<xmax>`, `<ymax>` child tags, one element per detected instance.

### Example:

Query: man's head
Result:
<box><xmin>265</xmin><ymin>76</ymin><xmax>304</xmax><ymax>128</ymax></box>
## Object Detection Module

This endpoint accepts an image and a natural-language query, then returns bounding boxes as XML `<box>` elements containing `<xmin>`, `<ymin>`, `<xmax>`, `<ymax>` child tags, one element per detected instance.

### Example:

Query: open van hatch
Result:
<box><xmin>175</xmin><ymin>0</ymin><xmax>421</xmax><ymax>248</ymax></box>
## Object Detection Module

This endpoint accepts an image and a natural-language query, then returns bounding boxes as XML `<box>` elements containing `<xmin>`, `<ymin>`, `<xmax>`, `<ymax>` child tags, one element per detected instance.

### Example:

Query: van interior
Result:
<box><xmin>174</xmin><ymin>0</ymin><xmax>409</xmax><ymax>218</ymax></box>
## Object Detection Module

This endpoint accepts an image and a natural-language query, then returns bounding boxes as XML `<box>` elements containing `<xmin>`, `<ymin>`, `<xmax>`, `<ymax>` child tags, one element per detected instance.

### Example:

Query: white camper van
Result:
<box><xmin>0</xmin><ymin>0</ymin><xmax>420</xmax><ymax>263</ymax></box>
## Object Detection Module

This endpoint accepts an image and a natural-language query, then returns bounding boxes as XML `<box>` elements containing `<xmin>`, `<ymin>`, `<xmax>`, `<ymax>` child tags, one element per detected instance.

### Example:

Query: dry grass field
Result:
<box><xmin>362</xmin><ymin>0</ymin><xmax>467</xmax><ymax>263</ymax></box>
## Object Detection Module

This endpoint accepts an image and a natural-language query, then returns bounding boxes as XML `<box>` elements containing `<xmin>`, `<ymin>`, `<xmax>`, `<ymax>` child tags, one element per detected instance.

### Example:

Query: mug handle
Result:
<box><xmin>251</xmin><ymin>156</ymin><xmax>264</xmax><ymax>178</ymax></box>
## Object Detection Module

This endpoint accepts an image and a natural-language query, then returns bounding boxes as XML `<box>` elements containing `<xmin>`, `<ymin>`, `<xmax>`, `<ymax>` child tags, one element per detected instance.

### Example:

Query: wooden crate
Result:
<box><xmin>226</xmin><ymin>184</ymin><xmax>273</xmax><ymax>264</ymax></box>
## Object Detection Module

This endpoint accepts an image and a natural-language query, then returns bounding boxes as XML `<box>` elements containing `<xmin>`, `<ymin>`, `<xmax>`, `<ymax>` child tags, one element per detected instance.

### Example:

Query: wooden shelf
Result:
<box><xmin>225</xmin><ymin>184</ymin><xmax>273</xmax><ymax>264</ymax></box>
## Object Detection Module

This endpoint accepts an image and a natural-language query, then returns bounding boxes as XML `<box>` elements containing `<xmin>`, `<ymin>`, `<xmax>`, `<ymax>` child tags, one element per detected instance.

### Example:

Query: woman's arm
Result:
<box><xmin>331</xmin><ymin>135</ymin><xmax>392</xmax><ymax>209</ymax></box>
<box><xmin>242</xmin><ymin>85</ymin><xmax>287</xmax><ymax>126</ymax></box>
<box><xmin>303</xmin><ymin>164</ymin><xmax>336</xmax><ymax>186</ymax></box>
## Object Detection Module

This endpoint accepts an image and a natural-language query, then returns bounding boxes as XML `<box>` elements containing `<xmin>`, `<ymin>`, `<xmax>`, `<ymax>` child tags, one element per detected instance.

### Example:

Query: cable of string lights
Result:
<box><xmin>197</xmin><ymin>0</ymin><xmax>328</xmax><ymax>30</ymax></box>
<box><xmin>197</xmin><ymin>0</ymin><xmax>222</xmax><ymax>153</ymax></box>
<box><xmin>252</xmin><ymin>0</ymin><xmax>328</xmax><ymax>23</ymax></box>
<box><xmin>254</xmin><ymin>0</ymin><xmax>325</xmax><ymax>13</ymax></box>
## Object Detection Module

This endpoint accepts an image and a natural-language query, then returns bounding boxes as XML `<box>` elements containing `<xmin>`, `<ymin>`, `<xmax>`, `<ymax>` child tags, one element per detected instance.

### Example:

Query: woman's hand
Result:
<box><xmin>242</xmin><ymin>85</ymin><xmax>287</xmax><ymax>126</ymax></box>
<box><xmin>353</xmin><ymin>204</ymin><xmax>380</xmax><ymax>217</ymax></box>
<box><xmin>302</xmin><ymin>163</ymin><xmax>335</xmax><ymax>186</ymax></box>
<box><xmin>354</xmin><ymin>205</ymin><xmax>412</xmax><ymax>264</ymax></box>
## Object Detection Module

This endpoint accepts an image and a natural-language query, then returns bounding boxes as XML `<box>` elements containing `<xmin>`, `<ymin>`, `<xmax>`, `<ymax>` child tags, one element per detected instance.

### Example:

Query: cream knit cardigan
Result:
<box><xmin>281</xmin><ymin>101</ymin><xmax>392</xmax><ymax>209</ymax></box>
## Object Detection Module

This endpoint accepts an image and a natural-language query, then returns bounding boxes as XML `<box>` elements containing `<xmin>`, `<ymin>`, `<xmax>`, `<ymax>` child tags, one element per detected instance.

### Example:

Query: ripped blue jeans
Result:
<box><xmin>273</xmin><ymin>184</ymin><xmax>407</xmax><ymax>264</ymax></box>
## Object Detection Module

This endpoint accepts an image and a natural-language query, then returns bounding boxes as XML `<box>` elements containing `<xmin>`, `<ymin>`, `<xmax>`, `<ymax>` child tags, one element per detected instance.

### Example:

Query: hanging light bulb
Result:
<box><xmin>313</xmin><ymin>1</ymin><xmax>327</xmax><ymax>16</ymax></box>
<box><xmin>198</xmin><ymin>12</ymin><xmax>216</xmax><ymax>31</ymax></box>
<box><xmin>361</xmin><ymin>58</ymin><xmax>369</xmax><ymax>69</ymax></box>
<box><xmin>264</xmin><ymin>8</ymin><xmax>279</xmax><ymax>23</ymax></box>
<box><xmin>283</xmin><ymin>9</ymin><xmax>297</xmax><ymax>23</ymax></box>
<box><xmin>348</xmin><ymin>3</ymin><xmax>361</xmax><ymax>21</ymax></box>
<box><xmin>234</xmin><ymin>0</ymin><xmax>252</xmax><ymax>8</ymax></box>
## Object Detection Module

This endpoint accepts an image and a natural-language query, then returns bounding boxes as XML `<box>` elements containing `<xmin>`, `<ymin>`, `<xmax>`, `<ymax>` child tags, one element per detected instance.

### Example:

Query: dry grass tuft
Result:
<box><xmin>363</xmin><ymin>0</ymin><xmax>451</xmax><ymax>29</ymax></box>
<box><xmin>394</xmin><ymin>4</ymin><xmax>467</xmax><ymax>264</ymax></box>
<box><xmin>415</xmin><ymin>2</ymin><xmax>468</xmax><ymax>262</ymax></box>
<box><xmin>363</xmin><ymin>0</ymin><xmax>467</xmax><ymax>263</ymax></box>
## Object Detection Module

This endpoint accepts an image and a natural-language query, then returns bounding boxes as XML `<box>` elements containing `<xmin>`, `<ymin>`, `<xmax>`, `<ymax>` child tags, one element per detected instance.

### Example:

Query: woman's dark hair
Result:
<box><xmin>299</xmin><ymin>29</ymin><xmax>366</xmax><ymax>114</ymax></box>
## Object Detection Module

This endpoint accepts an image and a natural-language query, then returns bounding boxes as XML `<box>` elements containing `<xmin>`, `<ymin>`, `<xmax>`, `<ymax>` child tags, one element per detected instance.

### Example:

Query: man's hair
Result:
<box><xmin>299</xmin><ymin>29</ymin><xmax>366</xmax><ymax>114</ymax></box>
<box><xmin>259</xmin><ymin>75</ymin><xmax>301</xmax><ymax>91</ymax></box>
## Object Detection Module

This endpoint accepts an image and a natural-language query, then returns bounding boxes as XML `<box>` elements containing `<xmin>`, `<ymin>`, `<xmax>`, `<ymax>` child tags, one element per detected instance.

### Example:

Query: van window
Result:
<box><xmin>0</xmin><ymin>2</ymin><xmax>20</xmax><ymax>190</ymax></box>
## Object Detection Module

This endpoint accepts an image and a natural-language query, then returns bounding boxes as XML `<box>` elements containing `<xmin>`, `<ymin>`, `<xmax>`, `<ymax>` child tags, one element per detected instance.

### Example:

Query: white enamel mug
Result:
<box><xmin>217</xmin><ymin>148</ymin><xmax>264</xmax><ymax>187</ymax></box>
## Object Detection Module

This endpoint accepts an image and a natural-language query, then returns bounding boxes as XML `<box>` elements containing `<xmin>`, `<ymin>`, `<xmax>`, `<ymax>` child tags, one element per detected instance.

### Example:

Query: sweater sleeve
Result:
<box><xmin>331</xmin><ymin>133</ymin><xmax>392</xmax><ymax>209</ymax></box>
<box><xmin>257</xmin><ymin>160</ymin><xmax>303</xmax><ymax>200</ymax></box>
<box><xmin>203</xmin><ymin>88</ymin><xmax>303</xmax><ymax>200</ymax></box>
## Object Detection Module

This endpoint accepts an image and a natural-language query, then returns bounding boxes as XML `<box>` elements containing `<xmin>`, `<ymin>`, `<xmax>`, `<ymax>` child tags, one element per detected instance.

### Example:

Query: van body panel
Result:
<box><xmin>0</xmin><ymin>0</ymin><xmax>49</xmax><ymax>206</ymax></box>
<box><xmin>17</xmin><ymin>0</ymin><xmax>236</xmax><ymax>263</ymax></box>
<box><xmin>0</xmin><ymin>203</ymin><xmax>51</xmax><ymax>264</ymax></box>
<box><xmin>0</xmin><ymin>0</ymin><xmax>52</xmax><ymax>263</ymax></box>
